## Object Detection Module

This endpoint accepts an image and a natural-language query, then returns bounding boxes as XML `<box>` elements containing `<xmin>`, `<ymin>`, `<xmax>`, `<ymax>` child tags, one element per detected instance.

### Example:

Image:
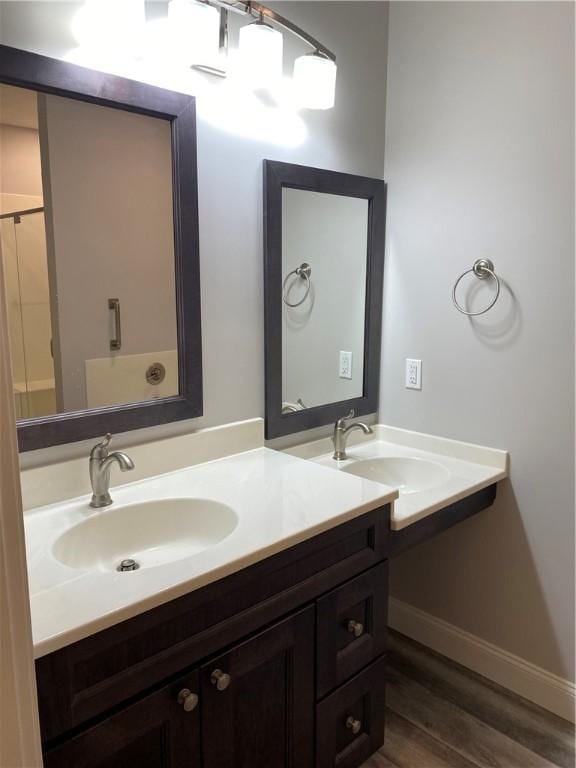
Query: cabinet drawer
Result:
<box><xmin>316</xmin><ymin>561</ymin><xmax>388</xmax><ymax>698</ymax></box>
<box><xmin>316</xmin><ymin>656</ymin><xmax>386</xmax><ymax>768</ymax></box>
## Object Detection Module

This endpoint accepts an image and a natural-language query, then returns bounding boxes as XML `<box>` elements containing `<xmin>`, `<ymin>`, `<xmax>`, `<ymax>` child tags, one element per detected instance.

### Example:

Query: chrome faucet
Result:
<box><xmin>89</xmin><ymin>433</ymin><xmax>135</xmax><ymax>508</ymax></box>
<box><xmin>332</xmin><ymin>410</ymin><xmax>373</xmax><ymax>461</ymax></box>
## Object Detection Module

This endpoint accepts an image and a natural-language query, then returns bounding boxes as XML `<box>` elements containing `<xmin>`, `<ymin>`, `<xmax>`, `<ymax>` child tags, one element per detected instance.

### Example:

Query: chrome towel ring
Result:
<box><xmin>452</xmin><ymin>259</ymin><xmax>500</xmax><ymax>316</ymax></box>
<box><xmin>283</xmin><ymin>263</ymin><xmax>312</xmax><ymax>307</ymax></box>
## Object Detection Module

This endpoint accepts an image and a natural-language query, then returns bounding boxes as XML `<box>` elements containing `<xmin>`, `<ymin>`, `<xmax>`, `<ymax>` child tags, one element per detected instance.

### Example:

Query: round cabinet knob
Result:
<box><xmin>177</xmin><ymin>688</ymin><xmax>198</xmax><ymax>712</ymax></box>
<box><xmin>210</xmin><ymin>669</ymin><xmax>231</xmax><ymax>691</ymax></box>
<box><xmin>346</xmin><ymin>716</ymin><xmax>362</xmax><ymax>735</ymax></box>
<box><xmin>347</xmin><ymin>620</ymin><xmax>365</xmax><ymax>638</ymax></box>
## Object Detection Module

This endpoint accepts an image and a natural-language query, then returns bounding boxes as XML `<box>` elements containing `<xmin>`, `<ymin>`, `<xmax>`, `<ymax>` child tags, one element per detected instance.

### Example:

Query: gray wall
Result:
<box><xmin>0</xmin><ymin>0</ymin><xmax>389</xmax><ymax>464</ymax></box>
<box><xmin>381</xmin><ymin>1</ymin><xmax>574</xmax><ymax>681</ymax></box>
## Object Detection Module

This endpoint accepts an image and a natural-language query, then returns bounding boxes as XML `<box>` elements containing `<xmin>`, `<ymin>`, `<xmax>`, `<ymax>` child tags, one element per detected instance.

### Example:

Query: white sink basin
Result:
<box><xmin>341</xmin><ymin>456</ymin><xmax>450</xmax><ymax>495</ymax></box>
<box><xmin>52</xmin><ymin>498</ymin><xmax>238</xmax><ymax>572</ymax></box>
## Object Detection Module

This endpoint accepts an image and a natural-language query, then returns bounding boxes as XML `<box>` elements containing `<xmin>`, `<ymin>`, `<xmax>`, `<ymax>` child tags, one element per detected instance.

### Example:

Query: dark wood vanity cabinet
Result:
<box><xmin>37</xmin><ymin>486</ymin><xmax>499</xmax><ymax>768</ymax></box>
<box><xmin>38</xmin><ymin>507</ymin><xmax>391</xmax><ymax>768</ymax></box>
<box><xmin>44</xmin><ymin>610</ymin><xmax>316</xmax><ymax>768</ymax></box>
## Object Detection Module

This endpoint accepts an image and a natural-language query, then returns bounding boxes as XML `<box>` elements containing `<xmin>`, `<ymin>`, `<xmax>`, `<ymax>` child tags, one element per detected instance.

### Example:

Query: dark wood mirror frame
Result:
<box><xmin>263</xmin><ymin>160</ymin><xmax>386</xmax><ymax>440</ymax></box>
<box><xmin>0</xmin><ymin>45</ymin><xmax>203</xmax><ymax>451</ymax></box>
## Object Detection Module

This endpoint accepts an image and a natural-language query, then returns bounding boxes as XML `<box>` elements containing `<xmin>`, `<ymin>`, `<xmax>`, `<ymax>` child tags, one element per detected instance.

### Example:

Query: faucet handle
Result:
<box><xmin>336</xmin><ymin>409</ymin><xmax>355</xmax><ymax>428</ymax></box>
<box><xmin>90</xmin><ymin>433</ymin><xmax>112</xmax><ymax>460</ymax></box>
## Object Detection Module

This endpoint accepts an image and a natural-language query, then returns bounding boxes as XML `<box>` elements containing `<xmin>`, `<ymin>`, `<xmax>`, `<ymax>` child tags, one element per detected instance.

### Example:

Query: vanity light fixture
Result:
<box><xmin>71</xmin><ymin>0</ymin><xmax>146</xmax><ymax>52</ymax></box>
<box><xmin>238</xmin><ymin>18</ymin><xmax>284</xmax><ymax>89</ymax></box>
<box><xmin>71</xmin><ymin>0</ymin><xmax>337</xmax><ymax>109</ymax></box>
<box><xmin>168</xmin><ymin>0</ymin><xmax>221</xmax><ymax>67</ymax></box>
<box><xmin>293</xmin><ymin>51</ymin><xmax>337</xmax><ymax>110</ymax></box>
<box><xmin>194</xmin><ymin>0</ymin><xmax>337</xmax><ymax>109</ymax></box>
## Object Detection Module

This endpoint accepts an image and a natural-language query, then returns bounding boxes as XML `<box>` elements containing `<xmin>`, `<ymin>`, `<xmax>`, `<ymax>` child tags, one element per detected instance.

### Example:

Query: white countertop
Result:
<box><xmin>288</xmin><ymin>425</ymin><xmax>508</xmax><ymax>530</ymax></box>
<box><xmin>25</xmin><ymin>447</ymin><xmax>396</xmax><ymax>658</ymax></box>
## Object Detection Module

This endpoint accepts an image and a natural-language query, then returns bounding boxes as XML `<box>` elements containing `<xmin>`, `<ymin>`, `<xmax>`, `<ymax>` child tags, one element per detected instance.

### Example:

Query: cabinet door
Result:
<box><xmin>43</xmin><ymin>669</ymin><xmax>200</xmax><ymax>768</ymax></box>
<box><xmin>201</xmin><ymin>606</ymin><xmax>315</xmax><ymax>768</ymax></box>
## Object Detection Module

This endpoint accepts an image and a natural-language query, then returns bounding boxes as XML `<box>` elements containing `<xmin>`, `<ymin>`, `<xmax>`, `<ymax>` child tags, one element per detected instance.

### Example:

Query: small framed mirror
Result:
<box><xmin>263</xmin><ymin>160</ymin><xmax>386</xmax><ymax>439</ymax></box>
<box><xmin>0</xmin><ymin>45</ymin><xmax>202</xmax><ymax>451</ymax></box>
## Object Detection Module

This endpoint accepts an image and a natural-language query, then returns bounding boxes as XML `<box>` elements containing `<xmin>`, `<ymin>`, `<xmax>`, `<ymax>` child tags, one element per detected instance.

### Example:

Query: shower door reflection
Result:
<box><xmin>0</xmin><ymin>208</ymin><xmax>56</xmax><ymax>418</ymax></box>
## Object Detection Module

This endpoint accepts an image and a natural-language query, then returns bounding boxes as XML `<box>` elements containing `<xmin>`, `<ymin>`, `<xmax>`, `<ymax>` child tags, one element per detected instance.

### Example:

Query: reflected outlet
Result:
<box><xmin>339</xmin><ymin>351</ymin><xmax>353</xmax><ymax>379</ymax></box>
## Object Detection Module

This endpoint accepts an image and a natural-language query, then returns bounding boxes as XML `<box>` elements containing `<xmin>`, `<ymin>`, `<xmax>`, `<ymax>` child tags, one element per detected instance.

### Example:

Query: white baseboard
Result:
<box><xmin>389</xmin><ymin>597</ymin><xmax>576</xmax><ymax>723</ymax></box>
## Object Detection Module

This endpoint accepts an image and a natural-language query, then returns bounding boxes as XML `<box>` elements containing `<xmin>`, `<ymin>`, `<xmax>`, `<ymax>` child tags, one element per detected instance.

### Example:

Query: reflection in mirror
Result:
<box><xmin>0</xmin><ymin>83</ymin><xmax>178</xmax><ymax>420</ymax></box>
<box><xmin>282</xmin><ymin>189</ymin><xmax>368</xmax><ymax>410</ymax></box>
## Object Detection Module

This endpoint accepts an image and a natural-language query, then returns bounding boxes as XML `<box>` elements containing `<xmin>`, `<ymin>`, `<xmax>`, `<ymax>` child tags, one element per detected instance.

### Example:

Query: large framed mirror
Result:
<box><xmin>263</xmin><ymin>160</ymin><xmax>386</xmax><ymax>439</ymax></box>
<box><xmin>0</xmin><ymin>45</ymin><xmax>202</xmax><ymax>451</ymax></box>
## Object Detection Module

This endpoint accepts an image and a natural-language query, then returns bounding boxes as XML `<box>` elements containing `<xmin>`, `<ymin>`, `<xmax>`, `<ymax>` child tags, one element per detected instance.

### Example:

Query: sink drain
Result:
<box><xmin>117</xmin><ymin>558</ymin><xmax>140</xmax><ymax>572</ymax></box>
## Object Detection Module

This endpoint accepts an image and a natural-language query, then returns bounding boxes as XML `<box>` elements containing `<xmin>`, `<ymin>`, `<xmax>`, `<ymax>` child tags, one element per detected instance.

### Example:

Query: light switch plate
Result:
<box><xmin>339</xmin><ymin>351</ymin><xmax>353</xmax><ymax>379</ymax></box>
<box><xmin>405</xmin><ymin>359</ymin><xmax>422</xmax><ymax>390</ymax></box>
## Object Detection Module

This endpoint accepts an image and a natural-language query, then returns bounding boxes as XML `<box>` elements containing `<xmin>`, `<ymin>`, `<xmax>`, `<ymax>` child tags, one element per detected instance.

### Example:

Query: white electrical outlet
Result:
<box><xmin>405</xmin><ymin>359</ymin><xmax>422</xmax><ymax>390</ymax></box>
<box><xmin>339</xmin><ymin>351</ymin><xmax>353</xmax><ymax>379</ymax></box>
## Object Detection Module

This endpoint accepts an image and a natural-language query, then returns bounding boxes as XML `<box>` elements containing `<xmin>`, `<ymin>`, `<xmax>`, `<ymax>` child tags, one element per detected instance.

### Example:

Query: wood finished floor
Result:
<box><xmin>362</xmin><ymin>631</ymin><xmax>575</xmax><ymax>768</ymax></box>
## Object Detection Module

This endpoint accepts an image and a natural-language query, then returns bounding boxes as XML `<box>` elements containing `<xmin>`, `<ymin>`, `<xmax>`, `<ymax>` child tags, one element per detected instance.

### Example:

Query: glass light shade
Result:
<box><xmin>293</xmin><ymin>53</ymin><xmax>337</xmax><ymax>110</ymax></box>
<box><xmin>168</xmin><ymin>0</ymin><xmax>220</xmax><ymax>66</ymax></box>
<box><xmin>71</xmin><ymin>0</ymin><xmax>145</xmax><ymax>50</ymax></box>
<box><xmin>238</xmin><ymin>22</ymin><xmax>283</xmax><ymax>88</ymax></box>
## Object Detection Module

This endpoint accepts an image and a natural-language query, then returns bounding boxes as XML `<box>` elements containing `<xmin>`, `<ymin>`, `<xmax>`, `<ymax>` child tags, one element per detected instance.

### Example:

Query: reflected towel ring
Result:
<box><xmin>283</xmin><ymin>263</ymin><xmax>312</xmax><ymax>307</ymax></box>
<box><xmin>452</xmin><ymin>259</ymin><xmax>500</xmax><ymax>316</ymax></box>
